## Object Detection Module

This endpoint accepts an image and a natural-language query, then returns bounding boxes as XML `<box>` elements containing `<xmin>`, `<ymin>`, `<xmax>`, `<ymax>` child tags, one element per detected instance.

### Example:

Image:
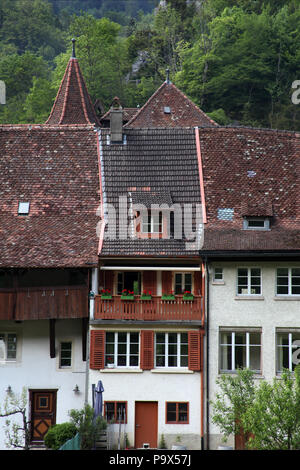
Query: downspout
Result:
<box><xmin>205</xmin><ymin>258</ymin><xmax>210</xmax><ymax>449</ymax></box>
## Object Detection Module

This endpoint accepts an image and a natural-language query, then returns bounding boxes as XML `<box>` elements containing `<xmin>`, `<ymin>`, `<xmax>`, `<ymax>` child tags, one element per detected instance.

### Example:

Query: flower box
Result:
<box><xmin>141</xmin><ymin>295</ymin><xmax>152</xmax><ymax>300</ymax></box>
<box><xmin>121</xmin><ymin>295</ymin><xmax>135</xmax><ymax>300</ymax></box>
<box><xmin>121</xmin><ymin>290</ymin><xmax>135</xmax><ymax>300</ymax></box>
<box><xmin>162</xmin><ymin>294</ymin><xmax>175</xmax><ymax>301</ymax></box>
<box><xmin>101</xmin><ymin>289</ymin><xmax>112</xmax><ymax>300</ymax></box>
<box><xmin>183</xmin><ymin>291</ymin><xmax>194</xmax><ymax>301</ymax></box>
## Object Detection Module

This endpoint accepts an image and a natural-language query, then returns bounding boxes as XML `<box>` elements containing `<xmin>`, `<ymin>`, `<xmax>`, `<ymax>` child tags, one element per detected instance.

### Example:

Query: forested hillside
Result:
<box><xmin>0</xmin><ymin>0</ymin><xmax>299</xmax><ymax>130</ymax></box>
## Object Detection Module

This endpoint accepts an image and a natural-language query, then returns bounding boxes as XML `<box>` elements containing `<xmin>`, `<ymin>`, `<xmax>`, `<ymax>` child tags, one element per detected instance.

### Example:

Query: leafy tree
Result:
<box><xmin>69</xmin><ymin>404</ymin><xmax>106</xmax><ymax>450</ymax></box>
<box><xmin>23</xmin><ymin>77</ymin><xmax>56</xmax><ymax>123</ymax></box>
<box><xmin>243</xmin><ymin>366</ymin><xmax>300</xmax><ymax>450</ymax></box>
<box><xmin>0</xmin><ymin>387</ymin><xmax>30</xmax><ymax>450</ymax></box>
<box><xmin>211</xmin><ymin>368</ymin><xmax>256</xmax><ymax>442</ymax></box>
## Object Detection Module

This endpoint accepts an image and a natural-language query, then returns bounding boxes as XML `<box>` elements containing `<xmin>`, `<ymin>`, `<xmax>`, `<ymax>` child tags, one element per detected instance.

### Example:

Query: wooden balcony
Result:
<box><xmin>94</xmin><ymin>295</ymin><xmax>204</xmax><ymax>323</ymax></box>
<box><xmin>0</xmin><ymin>286</ymin><xmax>89</xmax><ymax>321</ymax></box>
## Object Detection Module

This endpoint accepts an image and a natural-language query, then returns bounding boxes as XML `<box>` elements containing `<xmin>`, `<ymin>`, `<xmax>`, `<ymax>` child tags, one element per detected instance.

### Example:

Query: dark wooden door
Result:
<box><xmin>135</xmin><ymin>401</ymin><xmax>158</xmax><ymax>449</ymax></box>
<box><xmin>30</xmin><ymin>390</ymin><xmax>57</xmax><ymax>443</ymax></box>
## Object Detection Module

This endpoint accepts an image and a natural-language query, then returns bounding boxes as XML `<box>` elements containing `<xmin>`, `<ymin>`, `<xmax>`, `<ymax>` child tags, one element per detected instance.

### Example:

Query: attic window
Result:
<box><xmin>218</xmin><ymin>208</ymin><xmax>234</xmax><ymax>221</ymax></box>
<box><xmin>18</xmin><ymin>202</ymin><xmax>30</xmax><ymax>215</ymax></box>
<box><xmin>243</xmin><ymin>217</ymin><xmax>270</xmax><ymax>230</ymax></box>
<box><xmin>164</xmin><ymin>106</ymin><xmax>171</xmax><ymax>114</ymax></box>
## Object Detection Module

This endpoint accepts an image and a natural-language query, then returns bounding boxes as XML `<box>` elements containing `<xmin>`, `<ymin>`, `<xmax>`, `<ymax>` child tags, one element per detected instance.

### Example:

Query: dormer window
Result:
<box><xmin>18</xmin><ymin>202</ymin><xmax>30</xmax><ymax>215</ymax></box>
<box><xmin>243</xmin><ymin>217</ymin><xmax>270</xmax><ymax>230</ymax></box>
<box><xmin>142</xmin><ymin>211</ymin><xmax>162</xmax><ymax>234</ymax></box>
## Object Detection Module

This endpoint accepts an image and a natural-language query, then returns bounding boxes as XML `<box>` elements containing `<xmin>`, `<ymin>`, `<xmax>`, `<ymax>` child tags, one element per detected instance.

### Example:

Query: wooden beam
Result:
<box><xmin>49</xmin><ymin>319</ymin><xmax>56</xmax><ymax>358</ymax></box>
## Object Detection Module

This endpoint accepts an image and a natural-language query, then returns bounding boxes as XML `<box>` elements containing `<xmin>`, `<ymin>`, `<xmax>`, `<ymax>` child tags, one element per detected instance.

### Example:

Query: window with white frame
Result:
<box><xmin>59</xmin><ymin>341</ymin><xmax>72</xmax><ymax>368</ymax></box>
<box><xmin>276</xmin><ymin>331</ymin><xmax>300</xmax><ymax>372</ymax></box>
<box><xmin>276</xmin><ymin>268</ymin><xmax>300</xmax><ymax>296</ymax></box>
<box><xmin>213</xmin><ymin>267</ymin><xmax>223</xmax><ymax>282</ymax></box>
<box><xmin>174</xmin><ymin>273</ymin><xmax>192</xmax><ymax>295</ymax></box>
<box><xmin>243</xmin><ymin>217</ymin><xmax>270</xmax><ymax>230</ymax></box>
<box><xmin>105</xmin><ymin>332</ymin><xmax>139</xmax><ymax>367</ymax></box>
<box><xmin>220</xmin><ymin>331</ymin><xmax>261</xmax><ymax>373</ymax></box>
<box><xmin>237</xmin><ymin>268</ymin><xmax>261</xmax><ymax>295</ymax></box>
<box><xmin>155</xmin><ymin>332</ymin><xmax>188</xmax><ymax>367</ymax></box>
<box><xmin>0</xmin><ymin>333</ymin><xmax>17</xmax><ymax>361</ymax></box>
<box><xmin>142</xmin><ymin>211</ymin><xmax>162</xmax><ymax>234</ymax></box>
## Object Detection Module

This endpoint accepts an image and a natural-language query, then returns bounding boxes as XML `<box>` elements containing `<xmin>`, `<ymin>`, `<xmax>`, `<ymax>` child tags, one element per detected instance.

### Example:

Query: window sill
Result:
<box><xmin>211</xmin><ymin>281</ymin><xmax>225</xmax><ymax>285</ymax></box>
<box><xmin>234</xmin><ymin>295</ymin><xmax>264</xmax><ymax>300</ymax></box>
<box><xmin>151</xmin><ymin>369</ymin><xmax>194</xmax><ymax>374</ymax></box>
<box><xmin>100</xmin><ymin>368</ymin><xmax>143</xmax><ymax>373</ymax></box>
<box><xmin>274</xmin><ymin>296</ymin><xmax>300</xmax><ymax>301</ymax></box>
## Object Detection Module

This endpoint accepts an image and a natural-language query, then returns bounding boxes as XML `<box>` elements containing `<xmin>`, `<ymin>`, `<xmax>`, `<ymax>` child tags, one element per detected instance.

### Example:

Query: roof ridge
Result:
<box><xmin>124</xmin><ymin>81</ymin><xmax>167</xmax><ymax>127</ymax></box>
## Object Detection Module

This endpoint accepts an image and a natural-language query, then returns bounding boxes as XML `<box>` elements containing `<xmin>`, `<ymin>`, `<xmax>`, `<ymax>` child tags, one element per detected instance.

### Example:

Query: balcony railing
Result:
<box><xmin>94</xmin><ymin>295</ymin><xmax>204</xmax><ymax>323</ymax></box>
<box><xmin>0</xmin><ymin>286</ymin><xmax>89</xmax><ymax>321</ymax></box>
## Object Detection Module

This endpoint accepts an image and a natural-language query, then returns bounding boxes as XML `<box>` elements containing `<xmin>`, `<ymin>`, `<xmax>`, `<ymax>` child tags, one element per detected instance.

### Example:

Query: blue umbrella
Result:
<box><xmin>94</xmin><ymin>380</ymin><xmax>104</xmax><ymax>419</ymax></box>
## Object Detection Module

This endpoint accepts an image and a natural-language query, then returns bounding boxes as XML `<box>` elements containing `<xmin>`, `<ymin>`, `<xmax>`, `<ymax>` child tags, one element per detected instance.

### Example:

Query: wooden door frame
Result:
<box><xmin>29</xmin><ymin>389</ymin><xmax>58</xmax><ymax>444</ymax></box>
<box><xmin>134</xmin><ymin>401</ymin><xmax>158</xmax><ymax>449</ymax></box>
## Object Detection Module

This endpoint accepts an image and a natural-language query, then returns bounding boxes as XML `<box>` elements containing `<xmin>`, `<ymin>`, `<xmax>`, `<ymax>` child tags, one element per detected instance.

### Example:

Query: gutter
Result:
<box><xmin>195</xmin><ymin>127</ymin><xmax>207</xmax><ymax>224</ymax></box>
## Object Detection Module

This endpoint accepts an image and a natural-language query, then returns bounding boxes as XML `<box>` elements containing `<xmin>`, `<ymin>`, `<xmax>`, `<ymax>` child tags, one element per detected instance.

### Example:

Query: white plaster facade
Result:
<box><xmin>89</xmin><ymin>325</ymin><xmax>202</xmax><ymax>450</ymax></box>
<box><xmin>207</xmin><ymin>260</ymin><xmax>300</xmax><ymax>449</ymax></box>
<box><xmin>0</xmin><ymin>319</ymin><xmax>86</xmax><ymax>449</ymax></box>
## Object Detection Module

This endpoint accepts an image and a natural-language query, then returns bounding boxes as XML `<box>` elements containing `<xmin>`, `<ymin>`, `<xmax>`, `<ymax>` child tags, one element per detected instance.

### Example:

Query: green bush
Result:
<box><xmin>69</xmin><ymin>404</ymin><xmax>107</xmax><ymax>450</ymax></box>
<box><xmin>44</xmin><ymin>422</ymin><xmax>77</xmax><ymax>450</ymax></box>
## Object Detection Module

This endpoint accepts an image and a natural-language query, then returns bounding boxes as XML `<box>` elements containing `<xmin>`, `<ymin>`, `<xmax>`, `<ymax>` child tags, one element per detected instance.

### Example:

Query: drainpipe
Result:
<box><xmin>205</xmin><ymin>258</ymin><xmax>210</xmax><ymax>450</ymax></box>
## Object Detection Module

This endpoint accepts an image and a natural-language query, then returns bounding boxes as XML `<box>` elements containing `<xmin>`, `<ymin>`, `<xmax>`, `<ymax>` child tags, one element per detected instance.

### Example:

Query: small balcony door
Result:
<box><xmin>117</xmin><ymin>272</ymin><xmax>141</xmax><ymax>295</ymax></box>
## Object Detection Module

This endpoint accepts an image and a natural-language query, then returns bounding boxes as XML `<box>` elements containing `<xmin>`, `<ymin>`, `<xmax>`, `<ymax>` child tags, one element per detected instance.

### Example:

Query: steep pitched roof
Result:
<box><xmin>125</xmin><ymin>81</ymin><xmax>218</xmax><ymax>128</ymax></box>
<box><xmin>46</xmin><ymin>57</ymin><xmax>100</xmax><ymax>126</ymax></box>
<box><xmin>199</xmin><ymin>127</ymin><xmax>300</xmax><ymax>253</ymax></box>
<box><xmin>98</xmin><ymin>128</ymin><xmax>202</xmax><ymax>257</ymax></box>
<box><xmin>0</xmin><ymin>125</ymin><xmax>100</xmax><ymax>267</ymax></box>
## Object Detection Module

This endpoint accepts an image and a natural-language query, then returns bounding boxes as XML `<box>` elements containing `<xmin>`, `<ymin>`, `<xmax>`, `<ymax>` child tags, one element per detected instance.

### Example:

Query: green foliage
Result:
<box><xmin>68</xmin><ymin>404</ymin><xmax>107</xmax><ymax>450</ymax></box>
<box><xmin>242</xmin><ymin>366</ymin><xmax>300</xmax><ymax>450</ymax></box>
<box><xmin>211</xmin><ymin>368</ymin><xmax>256</xmax><ymax>441</ymax></box>
<box><xmin>44</xmin><ymin>422</ymin><xmax>77</xmax><ymax>450</ymax></box>
<box><xmin>207</xmin><ymin>108</ymin><xmax>231</xmax><ymax>125</ymax></box>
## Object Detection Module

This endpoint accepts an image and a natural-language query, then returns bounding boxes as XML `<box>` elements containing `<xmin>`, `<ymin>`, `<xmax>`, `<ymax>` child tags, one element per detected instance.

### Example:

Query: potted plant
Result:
<box><xmin>162</xmin><ymin>291</ymin><xmax>175</xmax><ymax>301</ymax></box>
<box><xmin>106</xmin><ymin>356</ymin><xmax>114</xmax><ymax>368</ymax></box>
<box><xmin>141</xmin><ymin>290</ymin><xmax>152</xmax><ymax>300</ymax></box>
<box><xmin>101</xmin><ymin>288</ymin><xmax>112</xmax><ymax>300</ymax></box>
<box><xmin>183</xmin><ymin>290</ymin><xmax>194</xmax><ymax>301</ymax></box>
<box><xmin>121</xmin><ymin>289</ymin><xmax>135</xmax><ymax>300</ymax></box>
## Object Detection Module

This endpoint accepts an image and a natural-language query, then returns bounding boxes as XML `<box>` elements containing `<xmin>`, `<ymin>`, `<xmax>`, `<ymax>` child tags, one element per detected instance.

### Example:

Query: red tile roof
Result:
<box><xmin>0</xmin><ymin>125</ymin><xmax>100</xmax><ymax>267</ymax></box>
<box><xmin>198</xmin><ymin>127</ymin><xmax>300</xmax><ymax>252</ymax></box>
<box><xmin>125</xmin><ymin>81</ymin><xmax>218</xmax><ymax>128</ymax></box>
<box><xmin>46</xmin><ymin>58</ymin><xmax>100</xmax><ymax>126</ymax></box>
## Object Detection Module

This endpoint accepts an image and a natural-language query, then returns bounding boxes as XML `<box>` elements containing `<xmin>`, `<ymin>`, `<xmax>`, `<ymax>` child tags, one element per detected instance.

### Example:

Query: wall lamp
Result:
<box><xmin>73</xmin><ymin>384</ymin><xmax>80</xmax><ymax>393</ymax></box>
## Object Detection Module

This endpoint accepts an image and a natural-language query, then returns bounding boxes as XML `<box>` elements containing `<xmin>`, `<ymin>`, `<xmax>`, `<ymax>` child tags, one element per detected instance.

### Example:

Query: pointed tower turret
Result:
<box><xmin>46</xmin><ymin>39</ymin><xmax>100</xmax><ymax>126</ymax></box>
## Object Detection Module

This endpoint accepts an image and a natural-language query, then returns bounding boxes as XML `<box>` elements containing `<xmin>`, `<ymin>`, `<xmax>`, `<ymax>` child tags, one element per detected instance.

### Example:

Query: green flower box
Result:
<box><xmin>183</xmin><ymin>295</ymin><xmax>194</xmax><ymax>301</ymax></box>
<box><xmin>162</xmin><ymin>295</ymin><xmax>175</xmax><ymax>301</ymax></box>
<box><xmin>121</xmin><ymin>295</ymin><xmax>135</xmax><ymax>301</ymax></box>
<box><xmin>101</xmin><ymin>294</ymin><xmax>112</xmax><ymax>300</ymax></box>
<box><xmin>141</xmin><ymin>295</ymin><xmax>152</xmax><ymax>301</ymax></box>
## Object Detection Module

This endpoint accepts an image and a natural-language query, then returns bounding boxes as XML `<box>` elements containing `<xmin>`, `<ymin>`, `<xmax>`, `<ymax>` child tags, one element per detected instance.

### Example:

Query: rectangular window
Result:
<box><xmin>104</xmin><ymin>401</ymin><xmax>127</xmax><ymax>423</ymax></box>
<box><xmin>220</xmin><ymin>331</ymin><xmax>261</xmax><ymax>373</ymax></box>
<box><xmin>59</xmin><ymin>342</ymin><xmax>72</xmax><ymax>368</ymax></box>
<box><xmin>174</xmin><ymin>273</ymin><xmax>192</xmax><ymax>295</ymax></box>
<box><xmin>166</xmin><ymin>402</ymin><xmax>189</xmax><ymax>424</ymax></box>
<box><xmin>277</xmin><ymin>331</ymin><xmax>300</xmax><ymax>372</ymax></box>
<box><xmin>243</xmin><ymin>218</ymin><xmax>270</xmax><ymax>230</ymax></box>
<box><xmin>117</xmin><ymin>272</ymin><xmax>141</xmax><ymax>295</ymax></box>
<box><xmin>155</xmin><ymin>333</ymin><xmax>188</xmax><ymax>368</ymax></box>
<box><xmin>105</xmin><ymin>332</ymin><xmax>139</xmax><ymax>368</ymax></box>
<box><xmin>276</xmin><ymin>268</ymin><xmax>300</xmax><ymax>296</ymax></box>
<box><xmin>237</xmin><ymin>268</ymin><xmax>261</xmax><ymax>295</ymax></box>
<box><xmin>213</xmin><ymin>268</ymin><xmax>223</xmax><ymax>282</ymax></box>
<box><xmin>0</xmin><ymin>333</ymin><xmax>17</xmax><ymax>361</ymax></box>
<box><xmin>142</xmin><ymin>211</ymin><xmax>162</xmax><ymax>234</ymax></box>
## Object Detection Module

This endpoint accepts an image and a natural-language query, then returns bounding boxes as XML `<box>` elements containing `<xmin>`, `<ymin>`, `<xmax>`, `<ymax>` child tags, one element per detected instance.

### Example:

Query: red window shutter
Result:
<box><xmin>143</xmin><ymin>271</ymin><xmax>157</xmax><ymax>295</ymax></box>
<box><xmin>188</xmin><ymin>330</ymin><xmax>202</xmax><ymax>371</ymax></box>
<box><xmin>90</xmin><ymin>330</ymin><xmax>105</xmax><ymax>370</ymax></box>
<box><xmin>194</xmin><ymin>271</ymin><xmax>202</xmax><ymax>296</ymax></box>
<box><xmin>104</xmin><ymin>271</ymin><xmax>114</xmax><ymax>292</ymax></box>
<box><xmin>140</xmin><ymin>330</ymin><xmax>154</xmax><ymax>370</ymax></box>
<box><xmin>162</xmin><ymin>271</ymin><xmax>172</xmax><ymax>295</ymax></box>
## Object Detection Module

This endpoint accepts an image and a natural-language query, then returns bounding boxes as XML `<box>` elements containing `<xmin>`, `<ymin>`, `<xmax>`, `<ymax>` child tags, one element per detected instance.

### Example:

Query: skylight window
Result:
<box><xmin>18</xmin><ymin>202</ymin><xmax>30</xmax><ymax>215</ymax></box>
<box><xmin>243</xmin><ymin>217</ymin><xmax>270</xmax><ymax>230</ymax></box>
<box><xmin>164</xmin><ymin>106</ymin><xmax>171</xmax><ymax>114</ymax></box>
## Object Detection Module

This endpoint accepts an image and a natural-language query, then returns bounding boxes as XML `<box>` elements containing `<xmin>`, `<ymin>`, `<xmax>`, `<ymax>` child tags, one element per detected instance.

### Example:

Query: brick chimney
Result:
<box><xmin>110</xmin><ymin>97</ymin><xmax>123</xmax><ymax>143</ymax></box>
